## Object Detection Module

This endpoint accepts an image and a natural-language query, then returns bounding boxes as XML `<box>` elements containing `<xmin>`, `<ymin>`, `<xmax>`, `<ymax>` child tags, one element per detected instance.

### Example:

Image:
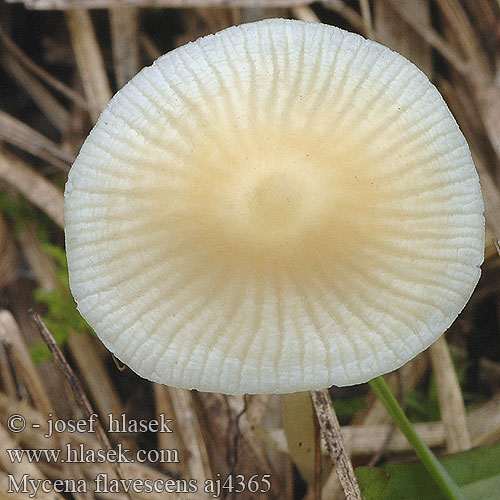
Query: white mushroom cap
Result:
<box><xmin>65</xmin><ymin>19</ymin><xmax>484</xmax><ymax>394</ymax></box>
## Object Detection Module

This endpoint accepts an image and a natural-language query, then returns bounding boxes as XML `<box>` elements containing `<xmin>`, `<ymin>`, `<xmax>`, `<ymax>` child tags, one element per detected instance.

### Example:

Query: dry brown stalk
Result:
<box><xmin>61</xmin><ymin>83</ymin><xmax>92</xmax><ymax>156</ymax></box>
<box><xmin>4</xmin><ymin>278</ymin><xmax>77</xmax><ymax>420</ymax></box>
<box><xmin>429</xmin><ymin>337</ymin><xmax>472</xmax><ymax>452</ymax></box>
<box><xmin>474</xmin><ymin>79</ymin><xmax>500</xmax><ymax>162</ymax></box>
<box><xmin>434</xmin><ymin>0</ymin><xmax>500</xmax><ymax>168</ymax></box>
<box><xmin>0</xmin><ymin>422</ymin><xmax>65</xmax><ymax>500</ymax></box>
<box><xmin>322</xmin><ymin>0</ymin><xmax>365</xmax><ymax>34</ymax></box>
<box><xmin>304</xmin><ymin>465</ymin><xmax>342</xmax><ymax>500</ymax></box>
<box><xmin>0</xmin><ymin>216</ymin><xmax>18</xmax><ymax>290</ymax></box>
<box><xmin>291</xmin><ymin>5</ymin><xmax>320</xmax><ymax>23</ymax></box>
<box><xmin>7</xmin><ymin>0</ymin><xmax>312</xmax><ymax>9</ymax></box>
<box><xmin>0</xmin><ymin>312</ymin><xmax>88</xmax><ymax>498</ymax></box>
<box><xmin>196</xmin><ymin>392</ymin><xmax>284</xmax><ymax>499</ymax></box>
<box><xmin>374</xmin><ymin>0</ymin><xmax>432</xmax><ymax>75</ymax></box>
<box><xmin>226</xmin><ymin>395</ymin><xmax>274</xmax><ymax>474</ymax></box>
<box><xmin>245</xmin><ymin>394</ymin><xmax>272</xmax><ymax>427</ymax></box>
<box><xmin>167</xmin><ymin>388</ymin><xmax>212</xmax><ymax>499</ymax></box>
<box><xmin>469</xmin><ymin>391</ymin><xmax>500</xmax><ymax>446</ymax></box>
<box><xmin>434</xmin><ymin>0</ymin><xmax>492</xmax><ymax>76</ymax></box>
<box><xmin>359</xmin><ymin>0</ymin><xmax>374</xmax><ymax>39</ymax></box>
<box><xmin>0</xmin><ymin>148</ymin><xmax>64</xmax><ymax>228</ymax></box>
<box><xmin>17</xmin><ymin>222</ymin><xmax>60</xmax><ymax>292</ymax></box>
<box><xmin>0</xmin><ymin>28</ymin><xmax>93</xmax><ymax>113</ymax></box>
<box><xmin>0</xmin><ymin>343</ymin><xmax>17</xmax><ymax>398</ymax></box>
<box><xmin>269</xmin><ymin>421</ymin><xmax>446</xmax><ymax>457</ymax></box>
<box><xmin>0</xmin><ymin>475</ymin><xmax>34</xmax><ymax>500</ymax></box>
<box><xmin>82</xmin><ymin>462</ymin><xmax>207</xmax><ymax>500</ymax></box>
<box><xmin>313</xmin><ymin>410</ymin><xmax>321</xmax><ymax>500</ymax></box>
<box><xmin>1</xmin><ymin>55</ymin><xmax>69</xmax><ymax>133</ymax></box>
<box><xmin>0</xmin><ymin>392</ymin><xmax>208</xmax><ymax>500</ymax></box>
<box><xmin>65</xmin><ymin>8</ymin><xmax>112</xmax><ymax>122</ymax></box>
<box><xmin>66</xmin><ymin>332</ymin><xmax>126</xmax><ymax>430</ymax></box>
<box><xmin>0</xmin><ymin>310</ymin><xmax>54</xmax><ymax>416</ymax></box>
<box><xmin>29</xmin><ymin>311</ymin><xmax>134</xmax><ymax>500</ymax></box>
<box><xmin>139</xmin><ymin>34</ymin><xmax>162</xmax><ymax>63</ymax></box>
<box><xmin>153</xmin><ymin>384</ymin><xmax>182</xmax><ymax>476</ymax></box>
<box><xmin>383</xmin><ymin>0</ymin><xmax>477</xmax><ymax>76</ymax></box>
<box><xmin>0</xmin><ymin>110</ymin><xmax>73</xmax><ymax>172</ymax></box>
<box><xmin>109</xmin><ymin>6</ymin><xmax>141</xmax><ymax>88</ymax></box>
<box><xmin>310</xmin><ymin>389</ymin><xmax>361</xmax><ymax>500</ymax></box>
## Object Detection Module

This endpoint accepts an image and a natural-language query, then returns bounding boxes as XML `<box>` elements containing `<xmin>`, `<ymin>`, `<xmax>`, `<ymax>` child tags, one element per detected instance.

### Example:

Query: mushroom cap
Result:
<box><xmin>65</xmin><ymin>19</ymin><xmax>484</xmax><ymax>394</ymax></box>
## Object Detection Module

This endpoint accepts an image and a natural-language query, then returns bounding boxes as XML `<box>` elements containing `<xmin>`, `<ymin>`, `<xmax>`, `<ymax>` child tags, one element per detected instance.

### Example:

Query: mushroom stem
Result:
<box><xmin>310</xmin><ymin>389</ymin><xmax>362</xmax><ymax>500</ymax></box>
<box><xmin>369</xmin><ymin>375</ymin><xmax>468</xmax><ymax>500</ymax></box>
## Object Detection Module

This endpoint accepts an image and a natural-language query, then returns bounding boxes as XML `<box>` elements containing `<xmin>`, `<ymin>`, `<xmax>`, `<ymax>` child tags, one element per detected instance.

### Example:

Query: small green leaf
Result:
<box><xmin>360</xmin><ymin>443</ymin><xmax>500</xmax><ymax>500</ymax></box>
<box><xmin>356</xmin><ymin>467</ymin><xmax>389</xmax><ymax>500</ymax></box>
<box><xmin>333</xmin><ymin>396</ymin><xmax>367</xmax><ymax>419</ymax></box>
<box><xmin>28</xmin><ymin>343</ymin><xmax>52</xmax><ymax>364</ymax></box>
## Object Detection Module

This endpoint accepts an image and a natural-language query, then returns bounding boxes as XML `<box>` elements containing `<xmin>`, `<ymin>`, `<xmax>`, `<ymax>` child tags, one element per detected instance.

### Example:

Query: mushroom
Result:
<box><xmin>65</xmin><ymin>18</ymin><xmax>484</xmax><ymax>395</ymax></box>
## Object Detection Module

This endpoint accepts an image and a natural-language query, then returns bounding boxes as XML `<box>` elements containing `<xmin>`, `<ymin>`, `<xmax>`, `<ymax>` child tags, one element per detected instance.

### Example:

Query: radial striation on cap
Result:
<box><xmin>65</xmin><ymin>18</ymin><xmax>484</xmax><ymax>394</ymax></box>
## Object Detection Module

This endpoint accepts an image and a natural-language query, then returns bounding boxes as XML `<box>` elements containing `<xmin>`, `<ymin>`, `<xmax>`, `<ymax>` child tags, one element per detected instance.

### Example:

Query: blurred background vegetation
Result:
<box><xmin>0</xmin><ymin>1</ymin><xmax>499</xmax><ymax>499</ymax></box>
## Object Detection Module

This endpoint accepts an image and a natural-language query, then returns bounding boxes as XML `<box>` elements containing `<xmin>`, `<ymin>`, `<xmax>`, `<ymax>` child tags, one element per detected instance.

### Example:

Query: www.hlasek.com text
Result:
<box><xmin>7</xmin><ymin>443</ymin><xmax>178</xmax><ymax>464</ymax></box>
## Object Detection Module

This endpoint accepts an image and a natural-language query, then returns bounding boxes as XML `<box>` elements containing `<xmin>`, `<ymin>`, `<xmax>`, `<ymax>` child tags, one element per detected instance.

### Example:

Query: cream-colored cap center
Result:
<box><xmin>248</xmin><ymin>172</ymin><xmax>302</xmax><ymax>229</ymax></box>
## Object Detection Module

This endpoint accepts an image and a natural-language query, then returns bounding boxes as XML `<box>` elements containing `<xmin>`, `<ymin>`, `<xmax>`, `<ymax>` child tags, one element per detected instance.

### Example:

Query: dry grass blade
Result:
<box><xmin>0</xmin><ymin>422</ymin><xmax>65</xmax><ymax>500</ymax></box>
<box><xmin>65</xmin><ymin>8</ymin><xmax>112</xmax><ymax>122</ymax></box>
<box><xmin>0</xmin><ymin>148</ymin><xmax>64</xmax><ymax>228</ymax></box>
<box><xmin>270</xmin><ymin>421</ymin><xmax>446</xmax><ymax>457</ymax></box>
<box><xmin>139</xmin><ymin>34</ymin><xmax>162</xmax><ymax>63</ymax></box>
<box><xmin>66</xmin><ymin>332</ymin><xmax>126</xmax><ymax>428</ymax></box>
<box><xmin>109</xmin><ymin>6</ymin><xmax>141</xmax><ymax>88</ymax></box>
<box><xmin>1</xmin><ymin>54</ymin><xmax>69</xmax><ymax>133</ymax></box>
<box><xmin>0</xmin><ymin>314</ymin><xmax>93</xmax><ymax>500</ymax></box>
<box><xmin>197</xmin><ymin>392</ymin><xmax>285</xmax><ymax>499</ymax></box>
<box><xmin>434</xmin><ymin>0</ymin><xmax>492</xmax><ymax>76</ymax></box>
<box><xmin>374</xmin><ymin>0</ymin><xmax>432</xmax><ymax>75</ymax></box>
<box><xmin>359</xmin><ymin>0</ymin><xmax>374</xmax><ymax>39</ymax></box>
<box><xmin>0</xmin><ymin>392</ymin><xmax>208</xmax><ymax>500</ymax></box>
<box><xmin>9</xmin><ymin>0</ymin><xmax>313</xmax><ymax>8</ymax></box>
<box><xmin>17</xmin><ymin>222</ymin><xmax>60</xmax><ymax>291</ymax></box>
<box><xmin>310</xmin><ymin>389</ymin><xmax>361</xmax><ymax>500</ymax></box>
<box><xmin>313</xmin><ymin>412</ymin><xmax>321</xmax><ymax>500</ymax></box>
<box><xmin>167</xmin><ymin>388</ymin><xmax>212</xmax><ymax>499</ymax></box>
<box><xmin>153</xmin><ymin>384</ymin><xmax>182</xmax><ymax>476</ymax></box>
<box><xmin>291</xmin><ymin>5</ymin><xmax>320</xmax><ymax>23</ymax></box>
<box><xmin>0</xmin><ymin>28</ymin><xmax>93</xmax><ymax>113</ymax></box>
<box><xmin>0</xmin><ymin>342</ymin><xmax>17</xmax><ymax>398</ymax></box>
<box><xmin>0</xmin><ymin>110</ymin><xmax>73</xmax><ymax>172</ymax></box>
<box><xmin>0</xmin><ymin>310</ymin><xmax>54</xmax><ymax>415</ymax></box>
<box><xmin>29</xmin><ymin>311</ymin><xmax>134</xmax><ymax>500</ymax></box>
<box><xmin>470</xmin><ymin>391</ymin><xmax>500</xmax><ymax>446</ymax></box>
<box><xmin>0</xmin><ymin>215</ymin><xmax>18</xmax><ymax>290</ymax></box>
<box><xmin>226</xmin><ymin>395</ymin><xmax>274</xmax><ymax>474</ymax></box>
<box><xmin>322</xmin><ymin>0</ymin><xmax>365</xmax><ymax>34</ymax></box>
<box><xmin>429</xmin><ymin>337</ymin><xmax>472</xmax><ymax>453</ymax></box>
<box><xmin>494</xmin><ymin>238</ymin><xmax>500</xmax><ymax>257</ymax></box>
<box><xmin>383</xmin><ymin>0</ymin><xmax>477</xmax><ymax>76</ymax></box>
<box><xmin>474</xmin><ymin>80</ymin><xmax>500</xmax><ymax>161</ymax></box>
<box><xmin>304</xmin><ymin>466</ymin><xmax>342</xmax><ymax>500</ymax></box>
